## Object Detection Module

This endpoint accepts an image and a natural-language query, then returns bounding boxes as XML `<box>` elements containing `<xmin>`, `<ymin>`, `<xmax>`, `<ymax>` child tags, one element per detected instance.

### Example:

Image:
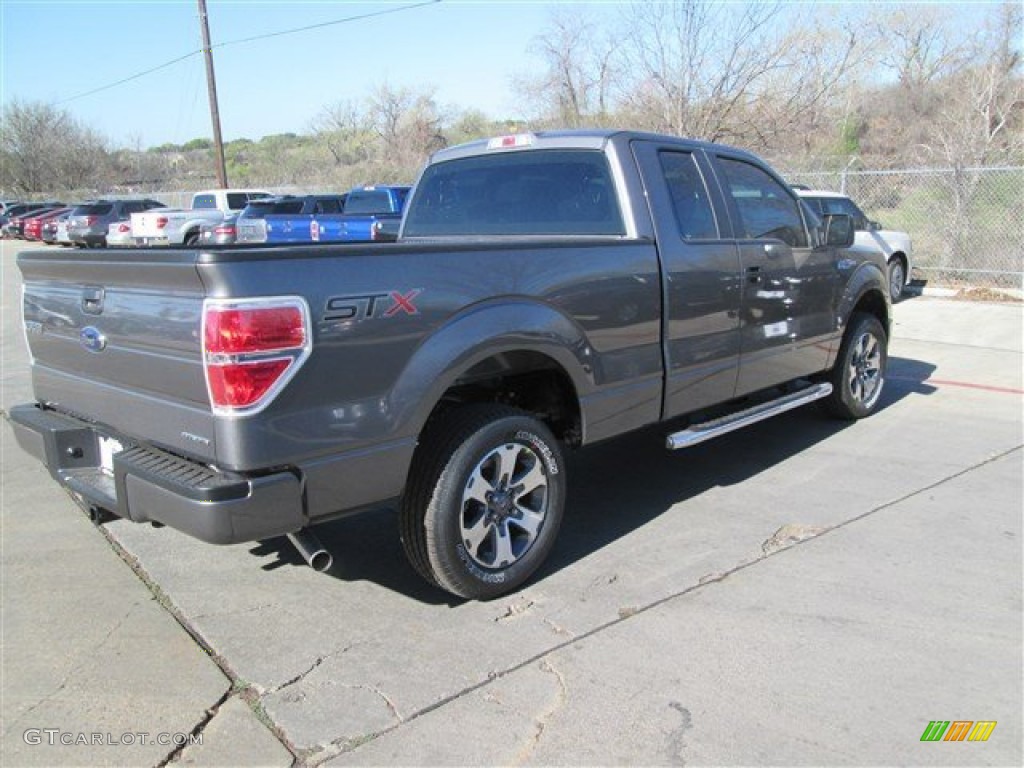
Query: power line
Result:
<box><xmin>51</xmin><ymin>0</ymin><xmax>442</xmax><ymax>107</ymax></box>
<box><xmin>55</xmin><ymin>50</ymin><xmax>201</xmax><ymax>105</ymax></box>
<box><xmin>215</xmin><ymin>0</ymin><xmax>442</xmax><ymax>50</ymax></box>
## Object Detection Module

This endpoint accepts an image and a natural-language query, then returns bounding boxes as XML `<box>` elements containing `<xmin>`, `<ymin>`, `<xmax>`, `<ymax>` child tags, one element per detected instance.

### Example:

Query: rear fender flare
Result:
<box><xmin>389</xmin><ymin>299</ymin><xmax>595</xmax><ymax>439</ymax></box>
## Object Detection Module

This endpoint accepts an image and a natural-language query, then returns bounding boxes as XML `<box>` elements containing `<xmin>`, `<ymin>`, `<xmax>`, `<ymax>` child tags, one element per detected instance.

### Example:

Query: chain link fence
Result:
<box><xmin>785</xmin><ymin>166</ymin><xmax>1024</xmax><ymax>290</ymax></box>
<box><xmin>32</xmin><ymin>165</ymin><xmax>1024</xmax><ymax>290</ymax></box>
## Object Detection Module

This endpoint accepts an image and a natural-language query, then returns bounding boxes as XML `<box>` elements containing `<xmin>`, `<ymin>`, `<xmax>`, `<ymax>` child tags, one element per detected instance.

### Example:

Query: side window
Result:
<box><xmin>658</xmin><ymin>151</ymin><xmax>718</xmax><ymax>240</ymax></box>
<box><xmin>316</xmin><ymin>199</ymin><xmax>341</xmax><ymax>214</ymax></box>
<box><xmin>718</xmin><ymin>157</ymin><xmax>808</xmax><ymax>247</ymax></box>
<box><xmin>804</xmin><ymin>197</ymin><xmax>825</xmax><ymax>215</ymax></box>
<box><xmin>226</xmin><ymin>193</ymin><xmax>249</xmax><ymax>211</ymax></box>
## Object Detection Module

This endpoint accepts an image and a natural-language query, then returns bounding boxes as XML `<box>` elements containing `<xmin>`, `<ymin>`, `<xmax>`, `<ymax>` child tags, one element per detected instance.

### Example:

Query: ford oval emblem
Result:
<box><xmin>80</xmin><ymin>326</ymin><xmax>107</xmax><ymax>353</ymax></box>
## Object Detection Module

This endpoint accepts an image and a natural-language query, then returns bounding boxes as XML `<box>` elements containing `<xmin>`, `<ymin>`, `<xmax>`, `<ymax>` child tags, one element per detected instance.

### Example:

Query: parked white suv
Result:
<box><xmin>797</xmin><ymin>189</ymin><xmax>913</xmax><ymax>301</ymax></box>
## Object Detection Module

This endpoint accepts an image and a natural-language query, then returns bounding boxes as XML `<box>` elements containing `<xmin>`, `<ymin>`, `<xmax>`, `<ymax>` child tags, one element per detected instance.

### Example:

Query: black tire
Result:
<box><xmin>888</xmin><ymin>257</ymin><xmax>906</xmax><ymax>302</ymax></box>
<box><xmin>400</xmin><ymin>404</ymin><xmax>566</xmax><ymax>600</ymax></box>
<box><xmin>185</xmin><ymin>231</ymin><xmax>199</xmax><ymax>247</ymax></box>
<box><xmin>824</xmin><ymin>312</ymin><xmax>887</xmax><ymax>420</ymax></box>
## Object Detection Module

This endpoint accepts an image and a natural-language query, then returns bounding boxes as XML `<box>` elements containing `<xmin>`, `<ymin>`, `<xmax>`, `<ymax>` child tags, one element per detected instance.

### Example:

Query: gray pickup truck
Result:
<box><xmin>10</xmin><ymin>130</ymin><xmax>890</xmax><ymax>599</ymax></box>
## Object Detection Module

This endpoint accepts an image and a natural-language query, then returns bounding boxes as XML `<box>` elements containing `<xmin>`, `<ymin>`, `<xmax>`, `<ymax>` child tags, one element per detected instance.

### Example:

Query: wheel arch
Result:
<box><xmin>839</xmin><ymin>263</ymin><xmax>891</xmax><ymax>339</ymax></box>
<box><xmin>889</xmin><ymin>250</ymin><xmax>910</xmax><ymax>285</ymax></box>
<box><xmin>393</xmin><ymin>299</ymin><xmax>594</xmax><ymax>447</ymax></box>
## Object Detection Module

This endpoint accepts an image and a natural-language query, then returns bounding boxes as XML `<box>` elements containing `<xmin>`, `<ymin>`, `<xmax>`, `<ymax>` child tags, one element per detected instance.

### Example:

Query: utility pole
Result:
<box><xmin>198</xmin><ymin>0</ymin><xmax>229</xmax><ymax>188</ymax></box>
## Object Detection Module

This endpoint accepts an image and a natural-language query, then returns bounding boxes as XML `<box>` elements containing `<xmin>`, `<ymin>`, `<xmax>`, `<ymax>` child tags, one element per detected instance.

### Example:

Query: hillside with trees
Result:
<box><xmin>1</xmin><ymin>1</ymin><xmax>1020</xmax><ymax>198</ymax></box>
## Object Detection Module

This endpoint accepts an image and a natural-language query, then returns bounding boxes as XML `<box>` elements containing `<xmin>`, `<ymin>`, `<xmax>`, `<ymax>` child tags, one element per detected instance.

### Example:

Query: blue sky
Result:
<box><xmin>0</xmin><ymin>1</ymin><xmax>1002</xmax><ymax>150</ymax></box>
<box><xmin>0</xmin><ymin>0</ymin><xmax>595</xmax><ymax>148</ymax></box>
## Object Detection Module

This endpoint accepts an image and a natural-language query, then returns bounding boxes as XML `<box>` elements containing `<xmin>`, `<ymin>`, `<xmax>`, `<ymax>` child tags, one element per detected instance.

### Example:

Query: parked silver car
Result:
<box><xmin>797</xmin><ymin>189</ymin><xmax>913</xmax><ymax>302</ymax></box>
<box><xmin>199</xmin><ymin>212</ymin><xmax>241</xmax><ymax>246</ymax></box>
<box><xmin>67</xmin><ymin>198</ymin><xmax>165</xmax><ymax>248</ymax></box>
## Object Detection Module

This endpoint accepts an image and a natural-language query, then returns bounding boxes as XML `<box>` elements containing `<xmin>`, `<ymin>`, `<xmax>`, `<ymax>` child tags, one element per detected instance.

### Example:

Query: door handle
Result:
<box><xmin>82</xmin><ymin>286</ymin><xmax>105</xmax><ymax>315</ymax></box>
<box><xmin>746</xmin><ymin>266</ymin><xmax>762</xmax><ymax>284</ymax></box>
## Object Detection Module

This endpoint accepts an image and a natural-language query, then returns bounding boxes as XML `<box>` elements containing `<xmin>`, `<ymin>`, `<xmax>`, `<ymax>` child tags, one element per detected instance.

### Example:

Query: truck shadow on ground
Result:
<box><xmin>252</xmin><ymin>356</ymin><xmax>936</xmax><ymax>602</ymax></box>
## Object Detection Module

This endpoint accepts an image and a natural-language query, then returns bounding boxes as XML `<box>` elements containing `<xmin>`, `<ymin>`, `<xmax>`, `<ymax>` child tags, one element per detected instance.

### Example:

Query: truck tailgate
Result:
<box><xmin>18</xmin><ymin>248</ymin><xmax>216</xmax><ymax>463</ymax></box>
<box><xmin>130</xmin><ymin>210</ymin><xmax>173</xmax><ymax>239</ymax></box>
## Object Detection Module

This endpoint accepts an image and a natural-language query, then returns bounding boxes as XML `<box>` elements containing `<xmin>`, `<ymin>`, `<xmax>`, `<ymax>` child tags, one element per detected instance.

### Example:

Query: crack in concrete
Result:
<box><xmin>511</xmin><ymin>658</ymin><xmax>568</xmax><ymax>766</ymax></box>
<box><xmin>494</xmin><ymin>597</ymin><xmax>536</xmax><ymax>622</ymax></box>
<box><xmin>2</xmin><ymin>600</ymin><xmax>142</xmax><ymax>738</ymax></box>
<box><xmin>154</xmin><ymin>688</ymin><xmax>233</xmax><ymax>768</ymax></box>
<box><xmin>299</xmin><ymin>683</ymin><xmax>404</xmax><ymax>767</ymax></box>
<box><xmin>191</xmin><ymin>601</ymin><xmax>279</xmax><ymax>621</ymax></box>
<box><xmin>323</xmin><ymin>444</ymin><xmax>1023</xmax><ymax>761</ymax></box>
<box><xmin>92</xmin><ymin>530</ymin><xmax>300</xmax><ymax>764</ymax></box>
<box><xmin>258</xmin><ymin>643</ymin><xmax>355</xmax><ymax>697</ymax></box>
<box><xmin>761</xmin><ymin>524</ymin><xmax>827</xmax><ymax>556</ymax></box>
<box><xmin>348</xmin><ymin>683</ymin><xmax>405</xmax><ymax>724</ymax></box>
<box><xmin>666</xmin><ymin>701</ymin><xmax>693</xmax><ymax>767</ymax></box>
<box><xmin>543</xmin><ymin>616</ymin><xmax>575</xmax><ymax>638</ymax></box>
<box><xmin>266</xmin><ymin>657</ymin><xmax>326</xmax><ymax>696</ymax></box>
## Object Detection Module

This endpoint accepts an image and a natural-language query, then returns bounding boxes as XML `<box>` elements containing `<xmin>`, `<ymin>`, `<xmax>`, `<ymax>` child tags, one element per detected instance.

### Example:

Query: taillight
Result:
<box><xmin>214</xmin><ymin>225</ymin><xmax>235</xmax><ymax>235</ymax></box>
<box><xmin>156</xmin><ymin>217</ymin><xmax>169</xmax><ymax>229</ymax></box>
<box><xmin>202</xmin><ymin>298</ymin><xmax>311</xmax><ymax>415</ymax></box>
<box><xmin>117</xmin><ymin>223</ymin><xmax>130</xmax><ymax>233</ymax></box>
<box><xmin>85</xmin><ymin>216</ymin><xmax>97</xmax><ymax>226</ymax></box>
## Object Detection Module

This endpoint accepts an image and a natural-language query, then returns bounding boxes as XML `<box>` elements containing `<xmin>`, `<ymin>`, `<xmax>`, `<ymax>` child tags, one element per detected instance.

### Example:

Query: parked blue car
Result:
<box><xmin>235</xmin><ymin>187</ymin><xmax>409</xmax><ymax>244</ymax></box>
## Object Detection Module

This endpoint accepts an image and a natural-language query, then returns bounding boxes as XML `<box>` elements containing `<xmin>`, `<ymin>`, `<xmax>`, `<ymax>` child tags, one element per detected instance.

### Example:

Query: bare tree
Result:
<box><xmin>310</xmin><ymin>100</ymin><xmax>375</xmax><ymax>167</ymax></box>
<box><xmin>877</xmin><ymin>7</ymin><xmax>970</xmax><ymax>90</ymax></box>
<box><xmin>368</xmin><ymin>84</ymin><xmax>446</xmax><ymax>181</ymax></box>
<box><xmin>925</xmin><ymin>1</ymin><xmax>1023</xmax><ymax>168</ymax></box>
<box><xmin>741</xmin><ymin>19</ymin><xmax>867</xmax><ymax>154</ymax></box>
<box><xmin>916</xmin><ymin>2</ymin><xmax>1023</xmax><ymax>268</ymax></box>
<box><xmin>516</xmin><ymin>10</ymin><xmax>618</xmax><ymax>127</ymax></box>
<box><xmin>1</xmin><ymin>100</ymin><xmax>112</xmax><ymax>195</ymax></box>
<box><xmin>619</xmin><ymin>0</ymin><xmax>791</xmax><ymax>141</ymax></box>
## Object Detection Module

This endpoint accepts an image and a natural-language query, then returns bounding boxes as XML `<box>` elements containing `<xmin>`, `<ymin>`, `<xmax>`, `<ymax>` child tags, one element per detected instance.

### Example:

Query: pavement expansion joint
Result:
<box><xmin>154</xmin><ymin>688</ymin><xmax>233</xmax><ymax>768</ymax></box>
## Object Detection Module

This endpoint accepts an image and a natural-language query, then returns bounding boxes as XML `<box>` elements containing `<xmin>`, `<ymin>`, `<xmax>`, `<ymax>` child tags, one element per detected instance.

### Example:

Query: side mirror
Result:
<box><xmin>823</xmin><ymin>213</ymin><xmax>855</xmax><ymax>247</ymax></box>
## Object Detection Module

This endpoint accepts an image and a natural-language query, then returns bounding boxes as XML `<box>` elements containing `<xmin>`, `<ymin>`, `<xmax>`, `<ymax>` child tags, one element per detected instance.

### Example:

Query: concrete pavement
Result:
<box><xmin>1</xmin><ymin>240</ymin><xmax>1021</xmax><ymax>766</ymax></box>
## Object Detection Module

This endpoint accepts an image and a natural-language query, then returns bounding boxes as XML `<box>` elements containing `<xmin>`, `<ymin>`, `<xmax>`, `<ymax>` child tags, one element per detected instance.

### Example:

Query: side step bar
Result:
<box><xmin>666</xmin><ymin>383</ymin><xmax>833</xmax><ymax>450</ymax></box>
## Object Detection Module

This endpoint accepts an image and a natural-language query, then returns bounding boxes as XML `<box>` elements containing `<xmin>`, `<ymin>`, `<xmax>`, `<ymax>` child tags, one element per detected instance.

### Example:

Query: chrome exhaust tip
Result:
<box><xmin>287</xmin><ymin>529</ymin><xmax>333</xmax><ymax>572</ymax></box>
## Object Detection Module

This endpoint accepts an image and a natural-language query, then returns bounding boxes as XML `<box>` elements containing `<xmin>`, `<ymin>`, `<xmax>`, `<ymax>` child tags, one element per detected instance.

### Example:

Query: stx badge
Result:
<box><xmin>324</xmin><ymin>290</ymin><xmax>422</xmax><ymax>323</ymax></box>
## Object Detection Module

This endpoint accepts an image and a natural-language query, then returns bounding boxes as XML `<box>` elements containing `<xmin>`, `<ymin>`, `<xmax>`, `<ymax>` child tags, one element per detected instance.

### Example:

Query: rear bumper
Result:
<box><xmin>9</xmin><ymin>404</ymin><xmax>305</xmax><ymax>545</ymax></box>
<box><xmin>69</xmin><ymin>233</ymin><xmax>105</xmax><ymax>247</ymax></box>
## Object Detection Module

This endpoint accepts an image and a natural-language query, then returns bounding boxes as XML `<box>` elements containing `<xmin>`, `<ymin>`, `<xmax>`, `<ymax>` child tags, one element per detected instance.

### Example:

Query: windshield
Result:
<box><xmin>403</xmin><ymin>150</ymin><xmax>624</xmax><ymax>237</ymax></box>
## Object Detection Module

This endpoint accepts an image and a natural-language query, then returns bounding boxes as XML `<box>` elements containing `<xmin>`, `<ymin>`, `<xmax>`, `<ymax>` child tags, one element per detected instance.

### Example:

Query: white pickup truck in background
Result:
<box><xmin>130</xmin><ymin>189</ymin><xmax>272</xmax><ymax>246</ymax></box>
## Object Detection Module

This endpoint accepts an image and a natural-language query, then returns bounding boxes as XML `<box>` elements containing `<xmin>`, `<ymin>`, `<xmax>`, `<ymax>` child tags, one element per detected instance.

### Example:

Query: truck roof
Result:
<box><xmin>430</xmin><ymin>129</ymin><xmax>762</xmax><ymax>165</ymax></box>
<box><xmin>193</xmin><ymin>188</ymin><xmax>273</xmax><ymax>195</ymax></box>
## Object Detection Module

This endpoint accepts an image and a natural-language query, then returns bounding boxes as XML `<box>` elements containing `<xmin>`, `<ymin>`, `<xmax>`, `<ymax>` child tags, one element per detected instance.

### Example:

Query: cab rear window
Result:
<box><xmin>404</xmin><ymin>150</ymin><xmax>625</xmax><ymax>237</ymax></box>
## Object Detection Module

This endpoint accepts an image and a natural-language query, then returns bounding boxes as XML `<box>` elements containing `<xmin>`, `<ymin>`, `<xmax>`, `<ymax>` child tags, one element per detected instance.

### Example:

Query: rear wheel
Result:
<box><xmin>185</xmin><ymin>231</ymin><xmax>199</xmax><ymax>247</ymax></box>
<box><xmin>824</xmin><ymin>312</ymin><xmax>887</xmax><ymax>420</ymax></box>
<box><xmin>400</xmin><ymin>404</ymin><xmax>565</xmax><ymax>600</ymax></box>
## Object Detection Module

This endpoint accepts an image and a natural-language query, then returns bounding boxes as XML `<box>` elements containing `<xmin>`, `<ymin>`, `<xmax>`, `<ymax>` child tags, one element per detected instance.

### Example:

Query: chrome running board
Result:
<box><xmin>665</xmin><ymin>383</ymin><xmax>833</xmax><ymax>450</ymax></box>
